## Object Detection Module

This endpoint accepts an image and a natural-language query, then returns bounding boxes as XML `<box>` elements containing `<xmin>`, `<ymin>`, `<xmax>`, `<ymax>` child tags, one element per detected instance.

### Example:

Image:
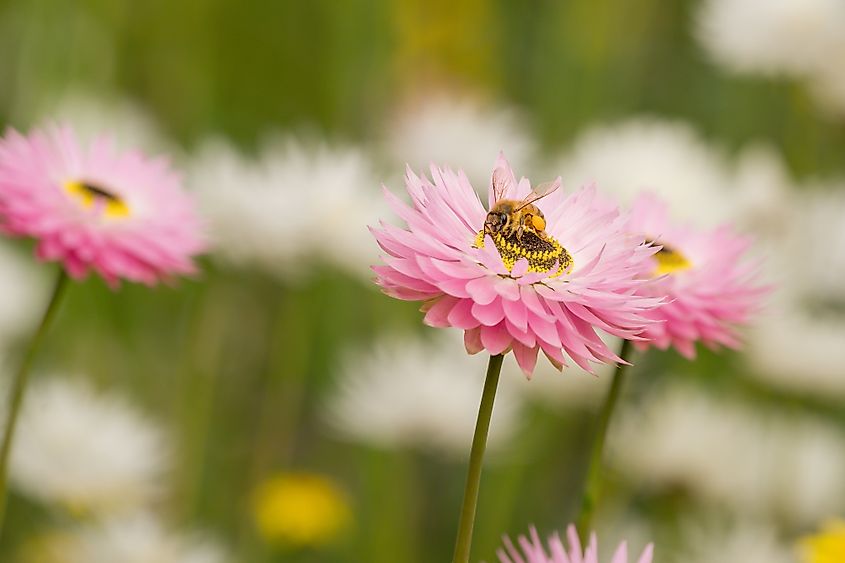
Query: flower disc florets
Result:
<box><xmin>473</xmin><ymin>229</ymin><xmax>573</xmax><ymax>277</ymax></box>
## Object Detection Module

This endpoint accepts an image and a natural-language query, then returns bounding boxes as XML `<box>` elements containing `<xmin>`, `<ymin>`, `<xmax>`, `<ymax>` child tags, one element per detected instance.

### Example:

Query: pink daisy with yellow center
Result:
<box><xmin>0</xmin><ymin>125</ymin><xmax>205</xmax><ymax>286</ymax></box>
<box><xmin>627</xmin><ymin>193</ymin><xmax>767</xmax><ymax>358</ymax></box>
<box><xmin>371</xmin><ymin>153</ymin><xmax>663</xmax><ymax>376</ymax></box>
<box><xmin>497</xmin><ymin>525</ymin><xmax>654</xmax><ymax>563</ymax></box>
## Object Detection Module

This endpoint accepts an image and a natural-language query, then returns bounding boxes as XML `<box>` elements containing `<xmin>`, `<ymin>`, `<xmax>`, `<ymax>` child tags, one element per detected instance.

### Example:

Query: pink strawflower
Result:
<box><xmin>497</xmin><ymin>525</ymin><xmax>654</xmax><ymax>563</ymax></box>
<box><xmin>370</xmin><ymin>153</ymin><xmax>663</xmax><ymax>376</ymax></box>
<box><xmin>627</xmin><ymin>192</ymin><xmax>766</xmax><ymax>358</ymax></box>
<box><xmin>0</xmin><ymin>124</ymin><xmax>205</xmax><ymax>286</ymax></box>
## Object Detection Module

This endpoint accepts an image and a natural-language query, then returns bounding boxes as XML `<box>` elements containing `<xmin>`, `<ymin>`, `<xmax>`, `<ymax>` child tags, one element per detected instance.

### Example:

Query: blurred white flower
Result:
<box><xmin>591</xmin><ymin>507</ymin><xmax>655</xmax><ymax>563</ymax></box>
<box><xmin>551</xmin><ymin>118</ymin><xmax>794</xmax><ymax>230</ymax></box>
<box><xmin>324</xmin><ymin>334</ymin><xmax>523</xmax><ymax>458</ymax></box>
<box><xmin>190</xmin><ymin>135</ymin><xmax>384</xmax><ymax>281</ymax></box>
<box><xmin>0</xmin><ymin>242</ymin><xmax>47</xmax><ymax>348</ymax></box>
<box><xmin>695</xmin><ymin>0</ymin><xmax>845</xmax><ymax>78</ymax></box>
<box><xmin>29</xmin><ymin>513</ymin><xmax>226</xmax><ymax>563</ymax></box>
<box><xmin>676</xmin><ymin>517</ymin><xmax>795</xmax><ymax>563</ymax></box>
<box><xmin>10</xmin><ymin>376</ymin><xmax>167</xmax><ymax>514</ymax></box>
<box><xmin>385</xmin><ymin>95</ymin><xmax>537</xmax><ymax>189</ymax></box>
<box><xmin>696</xmin><ymin>0</ymin><xmax>845</xmax><ymax>116</ymax></box>
<box><xmin>730</xmin><ymin>144</ymin><xmax>794</xmax><ymax>236</ymax></box>
<box><xmin>551</xmin><ymin>118</ymin><xmax>735</xmax><ymax>227</ymax></box>
<box><xmin>747</xmin><ymin>188</ymin><xmax>845</xmax><ymax>396</ymax></box>
<box><xmin>508</xmin><ymin>336</ymin><xmax>617</xmax><ymax>410</ymax></box>
<box><xmin>35</xmin><ymin>90</ymin><xmax>174</xmax><ymax>155</ymax></box>
<box><xmin>609</xmin><ymin>382</ymin><xmax>845</xmax><ymax>525</ymax></box>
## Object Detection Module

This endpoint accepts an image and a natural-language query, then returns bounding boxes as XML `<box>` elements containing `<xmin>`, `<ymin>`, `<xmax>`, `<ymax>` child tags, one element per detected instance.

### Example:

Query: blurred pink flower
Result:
<box><xmin>497</xmin><ymin>525</ymin><xmax>654</xmax><ymax>563</ymax></box>
<box><xmin>0</xmin><ymin>124</ymin><xmax>205</xmax><ymax>286</ymax></box>
<box><xmin>627</xmin><ymin>193</ymin><xmax>767</xmax><ymax>358</ymax></box>
<box><xmin>370</xmin><ymin>153</ymin><xmax>662</xmax><ymax>376</ymax></box>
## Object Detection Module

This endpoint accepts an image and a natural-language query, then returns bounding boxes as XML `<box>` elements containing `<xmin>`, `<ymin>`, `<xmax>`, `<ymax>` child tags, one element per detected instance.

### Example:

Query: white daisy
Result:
<box><xmin>508</xmin><ymin>336</ymin><xmax>617</xmax><ymax>409</ymax></box>
<box><xmin>33</xmin><ymin>89</ymin><xmax>175</xmax><ymax>155</ymax></box>
<box><xmin>730</xmin><ymin>143</ymin><xmax>795</xmax><ymax>236</ymax></box>
<box><xmin>189</xmin><ymin>135</ymin><xmax>384</xmax><ymax>281</ymax></box>
<box><xmin>25</xmin><ymin>512</ymin><xmax>226</xmax><ymax>563</ymax></box>
<box><xmin>9</xmin><ymin>376</ymin><xmax>167</xmax><ymax>514</ymax></box>
<box><xmin>323</xmin><ymin>334</ymin><xmax>523</xmax><ymax>458</ymax></box>
<box><xmin>609</xmin><ymin>382</ymin><xmax>845</xmax><ymax>525</ymax></box>
<box><xmin>551</xmin><ymin>117</ymin><xmax>795</xmax><ymax>231</ymax></box>
<box><xmin>695</xmin><ymin>0</ymin><xmax>845</xmax><ymax>78</ymax></box>
<box><xmin>747</xmin><ymin>187</ymin><xmax>845</xmax><ymax>396</ymax></box>
<box><xmin>676</xmin><ymin>517</ymin><xmax>795</xmax><ymax>563</ymax></box>
<box><xmin>551</xmin><ymin>118</ymin><xmax>735</xmax><ymax>227</ymax></box>
<box><xmin>0</xmin><ymin>241</ymin><xmax>47</xmax><ymax>348</ymax></box>
<box><xmin>384</xmin><ymin>94</ymin><xmax>537</xmax><ymax>189</ymax></box>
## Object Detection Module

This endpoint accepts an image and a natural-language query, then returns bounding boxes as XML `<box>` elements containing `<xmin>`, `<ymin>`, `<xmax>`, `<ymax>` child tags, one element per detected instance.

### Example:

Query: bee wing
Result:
<box><xmin>491</xmin><ymin>167</ymin><xmax>512</xmax><ymax>203</ymax></box>
<box><xmin>516</xmin><ymin>179</ymin><xmax>561</xmax><ymax>209</ymax></box>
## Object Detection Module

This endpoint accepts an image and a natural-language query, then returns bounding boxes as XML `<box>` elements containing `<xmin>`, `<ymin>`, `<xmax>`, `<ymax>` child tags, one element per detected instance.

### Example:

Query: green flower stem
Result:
<box><xmin>575</xmin><ymin>338</ymin><xmax>634</xmax><ymax>540</ymax></box>
<box><xmin>452</xmin><ymin>353</ymin><xmax>504</xmax><ymax>563</ymax></box>
<box><xmin>0</xmin><ymin>269</ymin><xmax>69</xmax><ymax>535</ymax></box>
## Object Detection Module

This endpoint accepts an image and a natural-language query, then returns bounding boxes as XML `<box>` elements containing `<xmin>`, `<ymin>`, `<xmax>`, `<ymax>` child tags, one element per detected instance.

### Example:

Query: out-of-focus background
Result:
<box><xmin>0</xmin><ymin>1</ymin><xmax>844</xmax><ymax>562</ymax></box>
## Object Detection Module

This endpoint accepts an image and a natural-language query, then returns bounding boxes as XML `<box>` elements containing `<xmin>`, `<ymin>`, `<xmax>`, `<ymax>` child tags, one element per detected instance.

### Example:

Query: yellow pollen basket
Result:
<box><xmin>252</xmin><ymin>472</ymin><xmax>351</xmax><ymax>547</ymax></box>
<box><xmin>531</xmin><ymin>215</ymin><xmax>546</xmax><ymax>231</ymax></box>
<box><xmin>652</xmin><ymin>245</ymin><xmax>692</xmax><ymax>276</ymax></box>
<box><xmin>475</xmin><ymin>229</ymin><xmax>572</xmax><ymax>277</ymax></box>
<box><xmin>64</xmin><ymin>180</ymin><xmax>130</xmax><ymax>219</ymax></box>
<box><xmin>800</xmin><ymin>520</ymin><xmax>845</xmax><ymax>563</ymax></box>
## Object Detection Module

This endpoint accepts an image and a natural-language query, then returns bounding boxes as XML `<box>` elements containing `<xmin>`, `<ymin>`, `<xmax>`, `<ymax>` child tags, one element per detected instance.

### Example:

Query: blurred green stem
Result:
<box><xmin>367</xmin><ymin>449</ymin><xmax>420</xmax><ymax>563</ymax></box>
<box><xmin>0</xmin><ymin>269</ymin><xmax>69</xmax><ymax>534</ymax></box>
<box><xmin>575</xmin><ymin>339</ymin><xmax>633</xmax><ymax>540</ymax></box>
<box><xmin>451</xmin><ymin>353</ymin><xmax>503</xmax><ymax>563</ymax></box>
<box><xmin>175</xmin><ymin>283</ymin><xmax>229</xmax><ymax>524</ymax></box>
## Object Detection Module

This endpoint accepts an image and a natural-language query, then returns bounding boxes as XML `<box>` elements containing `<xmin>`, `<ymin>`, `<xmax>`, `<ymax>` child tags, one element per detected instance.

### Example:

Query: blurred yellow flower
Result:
<box><xmin>252</xmin><ymin>472</ymin><xmax>351</xmax><ymax>548</ymax></box>
<box><xmin>800</xmin><ymin>520</ymin><xmax>845</xmax><ymax>563</ymax></box>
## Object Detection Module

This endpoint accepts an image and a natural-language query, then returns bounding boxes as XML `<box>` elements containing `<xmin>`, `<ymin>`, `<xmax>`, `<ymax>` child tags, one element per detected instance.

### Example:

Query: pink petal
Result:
<box><xmin>512</xmin><ymin>342</ymin><xmax>539</xmax><ymax>377</ymax></box>
<box><xmin>480</xmin><ymin>324</ymin><xmax>513</xmax><ymax>355</ymax></box>
<box><xmin>422</xmin><ymin>296</ymin><xmax>459</xmax><ymax>327</ymax></box>
<box><xmin>464</xmin><ymin>328</ymin><xmax>483</xmax><ymax>355</ymax></box>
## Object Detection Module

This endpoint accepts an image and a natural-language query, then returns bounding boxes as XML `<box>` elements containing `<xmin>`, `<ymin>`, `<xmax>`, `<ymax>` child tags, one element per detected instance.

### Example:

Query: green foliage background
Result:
<box><xmin>0</xmin><ymin>1</ymin><xmax>843</xmax><ymax>562</ymax></box>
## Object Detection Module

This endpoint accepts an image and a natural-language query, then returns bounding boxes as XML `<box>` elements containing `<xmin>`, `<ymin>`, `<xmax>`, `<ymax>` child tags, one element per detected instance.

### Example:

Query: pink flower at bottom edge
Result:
<box><xmin>0</xmin><ymin>124</ymin><xmax>206</xmax><ymax>287</ymax></box>
<box><xmin>370</xmin><ymin>153</ymin><xmax>663</xmax><ymax>377</ymax></box>
<box><xmin>497</xmin><ymin>525</ymin><xmax>654</xmax><ymax>563</ymax></box>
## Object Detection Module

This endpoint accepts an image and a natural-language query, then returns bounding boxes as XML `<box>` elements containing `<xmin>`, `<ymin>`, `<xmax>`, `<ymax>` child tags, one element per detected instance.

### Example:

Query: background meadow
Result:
<box><xmin>0</xmin><ymin>0</ymin><xmax>844</xmax><ymax>562</ymax></box>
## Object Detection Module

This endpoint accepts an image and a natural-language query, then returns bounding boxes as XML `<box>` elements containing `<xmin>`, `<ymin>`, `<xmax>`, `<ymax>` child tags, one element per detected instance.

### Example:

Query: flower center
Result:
<box><xmin>64</xmin><ymin>180</ymin><xmax>130</xmax><ymax>218</ymax></box>
<box><xmin>647</xmin><ymin>240</ymin><xmax>691</xmax><ymax>276</ymax></box>
<box><xmin>475</xmin><ymin>229</ymin><xmax>573</xmax><ymax>277</ymax></box>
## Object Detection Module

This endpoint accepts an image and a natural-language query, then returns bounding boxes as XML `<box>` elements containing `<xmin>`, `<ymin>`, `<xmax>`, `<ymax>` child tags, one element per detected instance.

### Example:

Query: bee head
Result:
<box><xmin>484</xmin><ymin>210</ymin><xmax>508</xmax><ymax>233</ymax></box>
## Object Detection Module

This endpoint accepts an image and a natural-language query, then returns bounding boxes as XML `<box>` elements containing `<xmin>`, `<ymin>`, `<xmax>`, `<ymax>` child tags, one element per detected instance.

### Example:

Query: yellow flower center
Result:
<box><xmin>800</xmin><ymin>520</ymin><xmax>845</xmax><ymax>563</ymax></box>
<box><xmin>64</xmin><ymin>180</ymin><xmax>130</xmax><ymax>218</ymax></box>
<box><xmin>649</xmin><ymin>241</ymin><xmax>692</xmax><ymax>276</ymax></box>
<box><xmin>252</xmin><ymin>473</ymin><xmax>351</xmax><ymax>547</ymax></box>
<box><xmin>475</xmin><ymin>229</ymin><xmax>573</xmax><ymax>277</ymax></box>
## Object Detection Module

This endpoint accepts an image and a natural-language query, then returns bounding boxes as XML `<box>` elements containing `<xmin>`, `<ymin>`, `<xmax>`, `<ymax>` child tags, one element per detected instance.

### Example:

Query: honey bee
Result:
<box><xmin>484</xmin><ymin>167</ymin><xmax>560</xmax><ymax>241</ymax></box>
